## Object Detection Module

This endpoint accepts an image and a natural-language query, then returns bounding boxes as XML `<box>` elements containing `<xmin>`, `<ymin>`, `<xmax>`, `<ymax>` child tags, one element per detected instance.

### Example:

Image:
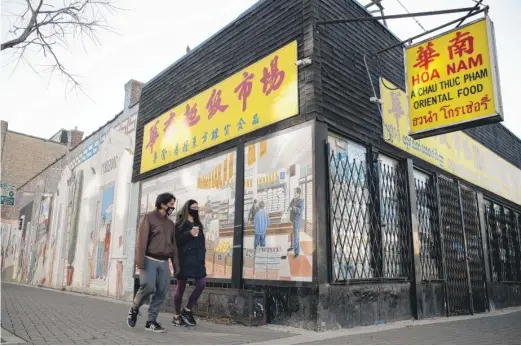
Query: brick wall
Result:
<box><xmin>69</xmin><ymin>130</ymin><xmax>84</xmax><ymax>149</ymax></box>
<box><xmin>1</xmin><ymin>130</ymin><xmax>68</xmax><ymax>221</ymax></box>
<box><xmin>124</xmin><ymin>80</ymin><xmax>144</xmax><ymax>110</ymax></box>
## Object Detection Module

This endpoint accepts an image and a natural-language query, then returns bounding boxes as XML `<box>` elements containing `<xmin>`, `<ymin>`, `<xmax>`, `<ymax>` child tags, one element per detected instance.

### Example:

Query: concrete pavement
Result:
<box><xmin>2</xmin><ymin>282</ymin><xmax>521</xmax><ymax>345</ymax></box>
<box><xmin>0</xmin><ymin>283</ymin><xmax>294</xmax><ymax>345</ymax></box>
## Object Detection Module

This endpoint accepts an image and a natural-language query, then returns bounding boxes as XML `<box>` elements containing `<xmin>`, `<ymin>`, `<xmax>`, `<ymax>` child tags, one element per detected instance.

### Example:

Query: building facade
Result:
<box><xmin>0</xmin><ymin>121</ymin><xmax>80</xmax><ymax>277</ymax></box>
<box><xmin>2</xmin><ymin>80</ymin><xmax>143</xmax><ymax>302</ymax></box>
<box><xmin>131</xmin><ymin>0</ymin><xmax>521</xmax><ymax>330</ymax></box>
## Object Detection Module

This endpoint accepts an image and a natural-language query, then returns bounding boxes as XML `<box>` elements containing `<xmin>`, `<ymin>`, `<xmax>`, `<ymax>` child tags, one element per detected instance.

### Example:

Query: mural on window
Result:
<box><xmin>140</xmin><ymin>150</ymin><xmax>236</xmax><ymax>279</ymax></box>
<box><xmin>328</xmin><ymin>135</ymin><xmax>370</xmax><ymax>281</ymax></box>
<box><xmin>242</xmin><ymin>123</ymin><xmax>314</xmax><ymax>282</ymax></box>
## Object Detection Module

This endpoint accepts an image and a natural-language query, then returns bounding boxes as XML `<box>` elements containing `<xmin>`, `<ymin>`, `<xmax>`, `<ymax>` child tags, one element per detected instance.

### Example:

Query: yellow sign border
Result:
<box><xmin>404</xmin><ymin>17</ymin><xmax>504</xmax><ymax>139</ymax></box>
<box><xmin>380</xmin><ymin>77</ymin><xmax>520</xmax><ymax>206</ymax></box>
<box><xmin>139</xmin><ymin>41</ymin><xmax>299</xmax><ymax>174</ymax></box>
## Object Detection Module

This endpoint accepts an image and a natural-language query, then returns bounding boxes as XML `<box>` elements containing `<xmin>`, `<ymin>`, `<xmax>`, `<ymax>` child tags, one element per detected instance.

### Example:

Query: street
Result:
<box><xmin>2</xmin><ymin>282</ymin><xmax>521</xmax><ymax>345</ymax></box>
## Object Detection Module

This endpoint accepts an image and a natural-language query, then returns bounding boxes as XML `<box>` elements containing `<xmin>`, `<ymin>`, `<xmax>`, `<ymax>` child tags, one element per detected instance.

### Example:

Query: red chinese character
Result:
<box><xmin>413</xmin><ymin>42</ymin><xmax>440</xmax><ymax>70</ymax></box>
<box><xmin>234</xmin><ymin>71</ymin><xmax>255</xmax><ymax>112</ymax></box>
<box><xmin>448</xmin><ymin>31</ymin><xmax>474</xmax><ymax>60</ymax></box>
<box><xmin>184</xmin><ymin>103</ymin><xmax>200</xmax><ymax>127</ymax></box>
<box><xmin>145</xmin><ymin>121</ymin><xmax>159</xmax><ymax>153</ymax></box>
<box><xmin>206</xmin><ymin>89</ymin><xmax>229</xmax><ymax>120</ymax></box>
<box><xmin>260</xmin><ymin>55</ymin><xmax>285</xmax><ymax>96</ymax></box>
<box><xmin>164</xmin><ymin>112</ymin><xmax>175</xmax><ymax>132</ymax></box>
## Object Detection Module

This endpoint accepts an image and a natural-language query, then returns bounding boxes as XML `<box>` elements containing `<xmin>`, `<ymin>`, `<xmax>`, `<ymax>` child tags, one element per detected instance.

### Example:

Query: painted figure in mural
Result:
<box><xmin>27</xmin><ymin>238</ymin><xmax>38</xmax><ymax>283</ymax></box>
<box><xmin>127</xmin><ymin>193</ymin><xmax>179</xmax><ymax>333</ymax></box>
<box><xmin>254</xmin><ymin>201</ymin><xmax>270</xmax><ymax>249</ymax></box>
<box><xmin>203</xmin><ymin>195</ymin><xmax>212</xmax><ymax>232</ymax></box>
<box><xmin>48</xmin><ymin>237</ymin><xmax>56</xmax><ymax>287</ymax></box>
<box><xmin>248</xmin><ymin>199</ymin><xmax>259</xmax><ymax>224</ymax></box>
<box><xmin>116</xmin><ymin>260</ymin><xmax>123</xmax><ymax>298</ymax></box>
<box><xmin>172</xmin><ymin>199</ymin><xmax>207</xmax><ymax>327</ymax></box>
<box><xmin>102</xmin><ymin>222</ymin><xmax>111</xmax><ymax>279</ymax></box>
<box><xmin>288</xmin><ymin>187</ymin><xmax>304</xmax><ymax>258</ymax></box>
<box><xmin>89</xmin><ymin>202</ymin><xmax>100</xmax><ymax>281</ymax></box>
<box><xmin>96</xmin><ymin>215</ymin><xmax>106</xmax><ymax>279</ymax></box>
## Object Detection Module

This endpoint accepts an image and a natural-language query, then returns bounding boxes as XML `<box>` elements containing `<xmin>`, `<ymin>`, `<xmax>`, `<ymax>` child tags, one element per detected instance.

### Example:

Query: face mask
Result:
<box><xmin>189</xmin><ymin>209</ymin><xmax>199</xmax><ymax>219</ymax></box>
<box><xmin>164</xmin><ymin>206</ymin><xmax>174</xmax><ymax>216</ymax></box>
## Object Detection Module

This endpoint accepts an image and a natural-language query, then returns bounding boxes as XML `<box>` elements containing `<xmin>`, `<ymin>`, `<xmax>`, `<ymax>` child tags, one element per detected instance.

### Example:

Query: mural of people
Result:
<box><xmin>242</xmin><ymin>124</ymin><xmax>314</xmax><ymax>282</ymax></box>
<box><xmin>254</xmin><ymin>201</ymin><xmax>269</xmax><ymax>249</ymax></box>
<box><xmin>102</xmin><ymin>222</ymin><xmax>111</xmax><ymax>279</ymax></box>
<box><xmin>95</xmin><ymin>216</ymin><xmax>105</xmax><ymax>279</ymax></box>
<box><xmin>95</xmin><ymin>183</ymin><xmax>115</xmax><ymax>282</ymax></box>
<box><xmin>288</xmin><ymin>187</ymin><xmax>304</xmax><ymax>258</ymax></box>
<box><xmin>89</xmin><ymin>201</ymin><xmax>100</xmax><ymax>281</ymax></box>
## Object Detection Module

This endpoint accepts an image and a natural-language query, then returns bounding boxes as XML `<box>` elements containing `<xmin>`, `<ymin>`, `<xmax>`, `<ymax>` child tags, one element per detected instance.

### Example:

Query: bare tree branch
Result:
<box><xmin>2</xmin><ymin>0</ymin><xmax>122</xmax><ymax>92</ymax></box>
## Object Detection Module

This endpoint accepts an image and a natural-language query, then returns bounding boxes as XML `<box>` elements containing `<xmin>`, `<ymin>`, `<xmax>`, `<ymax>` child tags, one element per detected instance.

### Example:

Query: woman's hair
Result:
<box><xmin>175</xmin><ymin>199</ymin><xmax>202</xmax><ymax>229</ymax></box>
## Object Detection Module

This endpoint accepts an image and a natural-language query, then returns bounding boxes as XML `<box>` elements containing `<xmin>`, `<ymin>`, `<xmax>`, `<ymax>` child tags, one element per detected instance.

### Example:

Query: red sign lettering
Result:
<box><xmin>145</xmin><ymin>121</ymin><xmax>159</xmax><ymax>153</ymax></box>
<box><xmin>413</xmin><ymin>42</ymin><xmax>440</xmax><ymax>70</ymax></box>
<box><xmin>164</xmin><ymin>112</ymin><xmax>175</xmax><ymax>132</ymax></box>
<box><xmin>206</xmin><ymin>89</ymin><xmax>229</xmax><ymax>120</ymax></box>
<box><xmin>184</xmin><ymin>103</ymin><xmax>201</xmax><ymax>127</ymax></box>
<box><xmin>260</xmin><ymin>55</ymin><xmax>285</xmax><ymax>96</ymax></box>
<box><xmin>234</xmin><ymin>71</ymin><xmax>255</xmax><ymax>112</ymax></box>
<box><xmin>448</xmin><ymin>31</ymin><xmax>474</xmax><ymax>60</ymax></box>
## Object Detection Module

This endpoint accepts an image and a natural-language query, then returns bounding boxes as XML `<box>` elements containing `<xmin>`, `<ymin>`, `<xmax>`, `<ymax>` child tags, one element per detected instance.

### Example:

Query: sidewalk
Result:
<box><xmin>0</xmin><ymin>283</ymin><xmax>294</xmax><ymax>345</ymax></box>
<box><xmin>2</xmin><ymin>282</ymin><xmax>521</xmax><ymax>345</ymax></box>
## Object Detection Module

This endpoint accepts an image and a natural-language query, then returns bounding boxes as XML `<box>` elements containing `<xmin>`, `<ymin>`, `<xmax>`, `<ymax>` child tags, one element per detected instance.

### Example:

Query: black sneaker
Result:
<box><xmin>181</xmin><ymin>308</ymin><xmax>196</xmax><ymax>326</ymax></box>
<box><xmin>172</xmin><ymin>315</ymin><xmax>187</xmax><ymax>327</ymax></box>
<box><xmin>145</xmin><ymin>321</ymin><xmax>166</xmax><ymax>333</ymax></box>
<box><xmin>127</xmin><ymin>307</ymin><xmax>140</xmax><ymax>328</ymax></box>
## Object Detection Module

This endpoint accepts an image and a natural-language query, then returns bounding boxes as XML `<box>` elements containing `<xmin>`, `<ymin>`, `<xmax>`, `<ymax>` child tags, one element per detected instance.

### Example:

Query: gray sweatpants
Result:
<box><xmin>132</xmin><ymin>257</ymin><xmax>170</xmax><ymax>322</ymax></box>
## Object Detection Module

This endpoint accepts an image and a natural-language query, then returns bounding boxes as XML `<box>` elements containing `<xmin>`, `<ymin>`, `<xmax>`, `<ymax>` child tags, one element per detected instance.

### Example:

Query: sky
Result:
<box><xmin>1</xmin><ymin>0</ymin><xmax>520</xmax><ymax>140</ymax></box>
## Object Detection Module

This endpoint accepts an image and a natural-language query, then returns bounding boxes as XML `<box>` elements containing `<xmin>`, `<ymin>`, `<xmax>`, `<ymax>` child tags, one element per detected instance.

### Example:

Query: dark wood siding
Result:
<box><xmin>132</xmin><ymin>0</ymin><xmax>311</xmax><ymax>182</ymax></box>
<box><xmin>317</xmin><ymin>0</ymin><xmax>404</xmax><ymax>146</ymax></box>
<box><xmin>133</xmin><ymin>0</ymin><xmax>521</xmax><ymax>181</ymax></box>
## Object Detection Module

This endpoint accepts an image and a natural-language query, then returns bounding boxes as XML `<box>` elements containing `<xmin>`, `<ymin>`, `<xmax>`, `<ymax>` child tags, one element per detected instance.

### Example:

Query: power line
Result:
<box><xmin>395</xmin><ymin>0</ymin><xmax>428</xmax><ymax>32</ymax></box>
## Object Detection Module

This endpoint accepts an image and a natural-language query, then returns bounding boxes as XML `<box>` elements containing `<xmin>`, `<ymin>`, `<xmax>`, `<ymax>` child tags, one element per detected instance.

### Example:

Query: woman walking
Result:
<box><xmin>172</xmin><ymin>199</ymin><xmax>207</xmax><ymax>327</ymax></box>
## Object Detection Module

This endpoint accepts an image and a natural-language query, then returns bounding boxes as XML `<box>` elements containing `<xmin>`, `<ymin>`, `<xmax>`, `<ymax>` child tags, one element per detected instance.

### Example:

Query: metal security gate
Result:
<box><xmin>460</xmin><ymin>187</ymin><xmax>487</xmax><ymax>313</ymax></box>
<box><xmin>438</xmin><ymin>177</ymin><xmax>487</xmax><ymax>316</ymax></box>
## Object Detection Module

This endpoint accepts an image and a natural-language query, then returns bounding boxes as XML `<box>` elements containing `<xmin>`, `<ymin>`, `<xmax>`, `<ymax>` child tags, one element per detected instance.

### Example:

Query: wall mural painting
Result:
<box><xmin>140</xmin><ymin>150</ymin><xmax>237</xmax><ymax>279</ymax></box>
<box><xmin>243</xmin><ymin>123</ymin><xmax>314</xmax><ymax>282</ymax></box>
<box><xmin>47</xmin><ymin>203</ymin><xmax>62</xmax><ymax>288</ymax></box>
<box><xmin>66</xmin><ymin>170</ymin><xmax>84</xmax><ymax>287</ymax></box>
<box><xmin>1</xmin><ymin>222</ymin><xmax>19</xmax><ymax>280</ymax></box>
<box><xmin>15</xmin><ymin>202</ymin><xmax>33</xmax><ymax>283</ymax></box>
<box><xmin>89</xmin><ymin>183</ymin><xmax>115</xmax><ymax>290</ymax></box>
<box><xmin>31</xmin><ymin>196</ymin><xmax>52</xmax><ymax>285</ymax></box>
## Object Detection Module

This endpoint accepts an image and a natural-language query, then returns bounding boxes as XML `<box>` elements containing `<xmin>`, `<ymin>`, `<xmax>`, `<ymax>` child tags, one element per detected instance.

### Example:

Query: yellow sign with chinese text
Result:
<box><xmin>140</xmin><ymin>41</ymin><xmax>299</xmax><ymax>174</ymax></box>
<box><xmin>381</xmin><ymin>78</ymin><xmax>521</xmax><ymax>205</ymax></box>
<box><xmin>405</xmin><ymin>18</ymin><xmax>503</xmax><ymax>139</ymax></box>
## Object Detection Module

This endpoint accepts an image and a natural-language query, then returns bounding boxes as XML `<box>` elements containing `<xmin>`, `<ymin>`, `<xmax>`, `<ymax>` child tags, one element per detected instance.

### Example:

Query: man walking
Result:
<box><xmin>127</xmin><ymin>193</ymin><xmax>179</xmax><ymax>333</ymax></box>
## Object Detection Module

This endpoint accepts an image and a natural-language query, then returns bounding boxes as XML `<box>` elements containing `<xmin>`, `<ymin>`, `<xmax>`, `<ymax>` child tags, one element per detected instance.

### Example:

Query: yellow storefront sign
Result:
<box><xmin>381</xmin><ymin>77</ymin><xmax>521</xmax><ymax>205</ymax></box>
<box><xmin>140</xmin><ymin>41</ymin><xmax>299</xmax><ymax>174</ymax></box>
<box><xmin>405</xmin><ymin>18</ymin><xmax>503</xmax><ymax>139</ymax></box>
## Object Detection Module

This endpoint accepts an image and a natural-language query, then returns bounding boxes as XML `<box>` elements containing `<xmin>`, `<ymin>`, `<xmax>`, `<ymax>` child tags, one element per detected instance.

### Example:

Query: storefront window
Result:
<box><xmin>243</xmin><ymin>123</ymin><xmax>313</xmax><ymax>282</ymax></box>
<box><xmin>328</xmin><ymin>135</ymin><xmax>370</xmax><ymax>281</ymax></box>
<box><xmin>140</xmin><ymin>150</ymin><xmax>237</xmax><ymax>279</ymax></box>
<box><xmin>378</xmin><ymin>155</ymin><xmax>409</xmax><ymax>278</ymax></box>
